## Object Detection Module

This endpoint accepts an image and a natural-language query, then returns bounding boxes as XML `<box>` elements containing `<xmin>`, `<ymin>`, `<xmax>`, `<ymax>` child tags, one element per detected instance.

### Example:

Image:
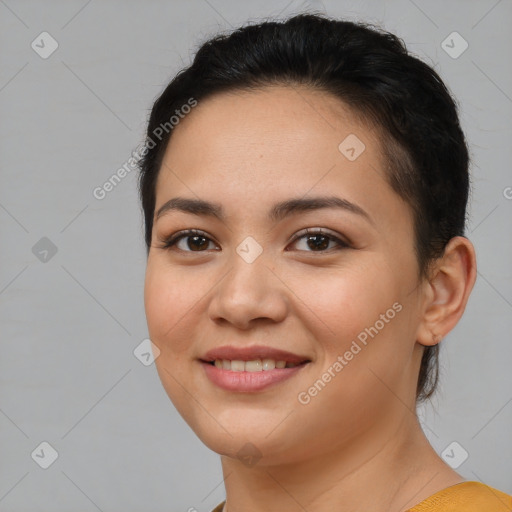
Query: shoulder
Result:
<box><xmin>408</xmin><ymin>481</ymin><xmax>512</xmax><ymax>512</ymax></box>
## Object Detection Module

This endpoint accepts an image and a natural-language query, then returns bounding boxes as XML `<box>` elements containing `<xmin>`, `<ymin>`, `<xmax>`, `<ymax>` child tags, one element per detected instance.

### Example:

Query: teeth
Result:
<box><xmin>245</xmin><ymin>360</ymin><xmax>262</xmax><ymax>372</ymax></box>
<box><xmin>262</xmin><ymin>359</ymin><xmax>275</xmax><ymax>371</ymax></box>
<box><xmin>213</xmin><ymin>358</ymin><xmax>301</xmax><ymax>371</ymax></box>
<box><xmin>231</xmin><ymin>360</ymin><xmax>245</xmax><ymax>372</ymax></box>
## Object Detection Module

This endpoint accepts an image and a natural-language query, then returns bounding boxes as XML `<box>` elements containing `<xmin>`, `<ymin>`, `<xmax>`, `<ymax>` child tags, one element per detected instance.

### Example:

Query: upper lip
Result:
<box><xmin>200</xmin><ymin>345</ymin><xmax>311</xmax><ymax>364</ymax></box>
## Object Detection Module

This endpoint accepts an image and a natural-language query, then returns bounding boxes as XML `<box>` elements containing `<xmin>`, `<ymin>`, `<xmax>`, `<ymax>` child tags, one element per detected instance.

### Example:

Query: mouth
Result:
<box><xmin>199</xmin><ymin>344</ymin><xmax>312</xmax><ymax>372</ymax></box>
<box><xmin>199</xmin><ymin>357</ymin><xmax>311</xmax><ymax>392</ymax></box>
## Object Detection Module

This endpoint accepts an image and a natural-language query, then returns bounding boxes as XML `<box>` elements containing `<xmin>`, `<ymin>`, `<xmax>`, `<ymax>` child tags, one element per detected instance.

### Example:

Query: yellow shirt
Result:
<box><xmin>211</xmin><ymin>481</ymin><xmax>512</xmax><ymax>512</ymax></box>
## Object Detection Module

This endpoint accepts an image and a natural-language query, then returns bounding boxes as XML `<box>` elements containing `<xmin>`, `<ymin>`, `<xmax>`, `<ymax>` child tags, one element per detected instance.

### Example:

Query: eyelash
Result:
<box><xmin>157</xmin><ymin>228</ymin><xmax>350</xmax><ymax>254</ymax></box>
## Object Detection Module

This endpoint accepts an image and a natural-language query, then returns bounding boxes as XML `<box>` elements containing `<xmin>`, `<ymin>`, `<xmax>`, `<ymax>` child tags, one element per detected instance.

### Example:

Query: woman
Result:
<box><xmin>137</xmin><ymin>13</ymin><xmax>512</xmax><ymax>512</ymax></box>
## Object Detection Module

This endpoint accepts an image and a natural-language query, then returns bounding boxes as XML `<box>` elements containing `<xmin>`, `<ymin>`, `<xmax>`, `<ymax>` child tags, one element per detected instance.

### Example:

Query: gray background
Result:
<box><xmin>1</xmin><ymin>0</ymin><xmax>511</xmax><ymax>511</ymax></box>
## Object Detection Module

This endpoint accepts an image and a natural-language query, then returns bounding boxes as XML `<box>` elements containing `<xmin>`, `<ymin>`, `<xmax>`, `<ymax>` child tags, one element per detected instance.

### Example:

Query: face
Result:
<box><xmin>144</xmin><ymin>85</ymin><xmax>427</xmax><ymax>465</ymax></box>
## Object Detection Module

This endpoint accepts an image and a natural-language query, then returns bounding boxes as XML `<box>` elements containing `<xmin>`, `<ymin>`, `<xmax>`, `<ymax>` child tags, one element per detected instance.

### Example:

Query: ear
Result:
<box><xmin>416</xmin><ymin>236</ymin><xmax>477</xmax><ymax>346</ymax></box>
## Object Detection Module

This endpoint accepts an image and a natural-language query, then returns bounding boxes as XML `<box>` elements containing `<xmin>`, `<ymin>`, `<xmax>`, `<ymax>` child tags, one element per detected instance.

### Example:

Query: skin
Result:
<box><xmin>144</xmin><ymin>85</ymin><xmax>477</xmax><ymax>512</ymax></box>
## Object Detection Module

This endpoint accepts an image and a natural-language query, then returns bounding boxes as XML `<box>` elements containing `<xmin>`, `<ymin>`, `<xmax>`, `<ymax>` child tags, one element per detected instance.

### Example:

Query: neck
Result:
<box><xmin>219</xmin><ymin>410</ymin><xmax>463</xmax><ymax>512</ymax></box>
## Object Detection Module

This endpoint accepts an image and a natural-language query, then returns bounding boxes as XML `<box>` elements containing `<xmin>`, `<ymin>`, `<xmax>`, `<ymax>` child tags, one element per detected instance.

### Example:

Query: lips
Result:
<box><xmin>200</xmin><ymin>344</ymin><xmax>311</xmax><ymax>365</ymax></box>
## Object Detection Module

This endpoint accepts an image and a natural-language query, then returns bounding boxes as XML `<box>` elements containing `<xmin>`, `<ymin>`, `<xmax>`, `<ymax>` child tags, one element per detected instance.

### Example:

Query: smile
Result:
<box><xmin>209</xmin><ymin>358</ymin><xmax>305</xmax><ymax>371</ymax></box>
<box><xmin>200</xmin><ymin>359</ymin><xmax>310</xmax><ymax>392</ymax></box>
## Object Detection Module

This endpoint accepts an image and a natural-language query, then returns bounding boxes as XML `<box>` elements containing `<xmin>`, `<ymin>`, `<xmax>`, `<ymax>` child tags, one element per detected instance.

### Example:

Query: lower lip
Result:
<box><xmin>200</xmin><ymin>361</ymin><xmax>309</xmax><ymax>392</ymax></box>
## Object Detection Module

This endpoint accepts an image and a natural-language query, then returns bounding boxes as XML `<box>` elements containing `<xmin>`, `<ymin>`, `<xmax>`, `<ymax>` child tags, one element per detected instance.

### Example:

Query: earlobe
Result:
<box><xmin>416</xmin><ymin>236</ymin><xmax>477</xmax><ymax>347</ymax></box>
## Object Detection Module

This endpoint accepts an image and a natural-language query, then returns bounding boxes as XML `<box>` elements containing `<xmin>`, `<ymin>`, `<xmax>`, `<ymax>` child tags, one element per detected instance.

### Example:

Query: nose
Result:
<box><xmin>207</xmin><ymin>250</ymin><xmax>288</xmax><ymax>330</ymax></box>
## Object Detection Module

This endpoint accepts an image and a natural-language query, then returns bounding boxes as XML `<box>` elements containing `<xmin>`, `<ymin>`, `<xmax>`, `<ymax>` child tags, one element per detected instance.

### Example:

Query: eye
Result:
<box><xmin>158</xmin><ymin>229</ymin><xmax>218</xmax><ymax>252</ymax></box>
<box><xmin>287</xmin><ymin>228</ymin><xmax>350</xmax><ymax>253</ymax></box>
<box><xmin>157</xmin><ymin>228</ymin><xmax>350</xmax><ymax>254</ymax></box>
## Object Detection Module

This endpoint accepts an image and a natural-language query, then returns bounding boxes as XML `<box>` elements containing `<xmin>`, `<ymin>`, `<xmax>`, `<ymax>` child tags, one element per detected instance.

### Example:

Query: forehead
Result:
<box><xmin>154</xmin><ymin>85</ymin><xmax>410</xmax><ymax>234</ymax></box>
<box><xmin>162</xmin><ymin>85</ymin><xmax>380</xmax><ymax>163</ymax></box>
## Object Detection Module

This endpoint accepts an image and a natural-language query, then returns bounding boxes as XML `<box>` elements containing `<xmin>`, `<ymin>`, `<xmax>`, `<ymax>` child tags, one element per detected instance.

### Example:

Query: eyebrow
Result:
<box><xmin>154</xmin><ymin>195</ymin><xmax>374</xmax><ymax>226</ymax></box>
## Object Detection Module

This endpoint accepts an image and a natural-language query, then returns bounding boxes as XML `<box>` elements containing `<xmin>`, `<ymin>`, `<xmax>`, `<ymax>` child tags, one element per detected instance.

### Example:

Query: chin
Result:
<box><xmin>187</xmin><ymin>418</ymin><xmax>310</xmax><ymax>468</ymax></box>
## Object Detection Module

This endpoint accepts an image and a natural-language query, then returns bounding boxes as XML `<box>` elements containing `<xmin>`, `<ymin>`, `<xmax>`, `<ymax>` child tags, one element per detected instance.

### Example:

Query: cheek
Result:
<box><xmin>294</xmin><ymin>259</ymin><xmax>413</xmax><ymax>405</ymax></box>
<box><xmin>144</xmin><ymin>262</ymin><xmax>197</xmax><ymax>356</ymax></box>
<box><xmin>144</xmin><ymin>263</ymin><xmax>198</xmax><ymax>411</ymax></box>
<box><xmin>287</xmin><ymin>259</ymin><xmax>398</xmax><ymax>345</ymax></box>
<box><xmin>309</xmin><ymin>265</ymin><xmax>415</xmax><ymax>400</ymax></box>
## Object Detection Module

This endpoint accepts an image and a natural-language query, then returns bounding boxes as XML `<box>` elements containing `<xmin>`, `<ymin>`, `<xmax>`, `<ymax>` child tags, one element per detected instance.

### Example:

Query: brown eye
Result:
<box><xmin>159</xmin><ymin>228</ymin><xmax>349</xmax><ymax>254</ymax></box>
<box><xmin>180</xmin><ymin>234</ymin><xmax>211</xmax><ymax>251</ymax></box>
<box><xmin>160</xmin><ymin>229</ymin><xmax>218</xmax><ymax>252</ymax></box>
<box><xmin>288</xmin><ymin>228</ymin><xmax>349</xmax><ymax>253</ymax></box>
